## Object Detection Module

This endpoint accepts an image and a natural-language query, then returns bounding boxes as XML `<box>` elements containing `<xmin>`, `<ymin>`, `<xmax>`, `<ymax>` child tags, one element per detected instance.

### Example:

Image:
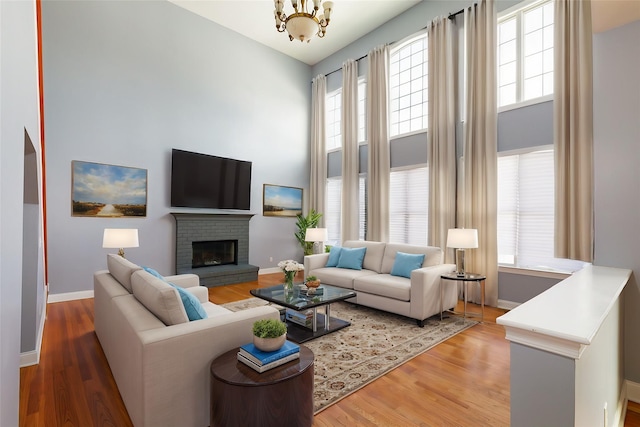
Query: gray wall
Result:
<box><xmin>42</xmin><ymin>0</ymin><xmax>312</xmax><ymax>294</ymax></box>
<box><xmin>0</xmin><ymin>0</ymin><xmax>41</xmax><ymax>423</ymax></box>
<box><xmin>593</xmin><ymin>20</ymin><xmax>640</xmax><ymax>383</ymax></box>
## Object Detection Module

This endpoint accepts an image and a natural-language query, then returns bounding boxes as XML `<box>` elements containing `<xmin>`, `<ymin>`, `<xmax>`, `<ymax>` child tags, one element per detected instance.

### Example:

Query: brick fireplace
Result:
<box><xmin>171</xmin><ymin>213</ymin><xmax>258</xmax><ymax>287</ymax></box>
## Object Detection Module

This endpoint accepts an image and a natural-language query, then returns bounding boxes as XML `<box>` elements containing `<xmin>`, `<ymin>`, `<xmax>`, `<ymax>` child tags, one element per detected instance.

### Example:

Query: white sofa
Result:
<box><xmin>94</xmin><ymin>254</ymin><xmax>280</xmax><ymax>427</ymax></box>
<box><xmin>304</xmin><ymin>240</ymin><xmax>456</xmax><ymax>326</ymax></box>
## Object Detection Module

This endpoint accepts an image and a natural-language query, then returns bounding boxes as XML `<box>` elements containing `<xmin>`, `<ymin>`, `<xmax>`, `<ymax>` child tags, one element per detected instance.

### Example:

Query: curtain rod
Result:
<box><xmin>319</xmin><ymin>2</ymin><xmax>475</xmax><ymax>78</ymax></box>
<box><xmin>323</xmin><ymin>53</ymin><xmax>368</xmax><ymax>78</ymax></box>
<box><xmin>448</xmin><ymin>3</ymin><xmax>476</xmax><ymax>20</ymax></box>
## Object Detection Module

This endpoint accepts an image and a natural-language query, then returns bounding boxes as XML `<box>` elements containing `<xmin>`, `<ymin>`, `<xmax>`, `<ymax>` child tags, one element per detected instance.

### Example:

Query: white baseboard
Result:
<box><xmin>48</xmin><ymin>290</ymin><xmax>94</xmax><ymax>303</ymax></box>
<box><xmin>20</xmin><ymin>350</ymin><xmax>38</xmax><ymax>367</ymax></box>
<box><xmin>497</xmin><ymin>299</ymin><xmax>520</xmax><ymax>310</ymax></box>
<box><xmin>627</xmin><ymin>380</ymin><xmax>640</xmax><ymax>403</ymax></box>
<box><xmin>258</xmin><ymin>267</ymin><xmax>281</xmax><ymax>275</ymax></box>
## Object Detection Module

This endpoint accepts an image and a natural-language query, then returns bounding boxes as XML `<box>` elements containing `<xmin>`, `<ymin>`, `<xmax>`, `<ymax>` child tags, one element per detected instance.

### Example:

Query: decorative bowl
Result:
<box><xmin>306</xmin><ymin>280</ymin><xmax>321</xmax><ymax>288</ymax></box>
<box><xmin>253</xmin><ymin>333</ymin><xmax>286</xmax><ymax>352</ymax></box>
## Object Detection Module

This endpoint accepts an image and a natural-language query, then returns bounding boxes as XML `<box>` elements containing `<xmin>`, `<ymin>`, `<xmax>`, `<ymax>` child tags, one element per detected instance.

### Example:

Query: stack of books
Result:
<box><xmin>237</xmin><ymin>341</ymin><xmax>300</xmax><ymax>373</ymax></box>
<box><xmin>285</xmin><ymin>309</ymin><xmax>314</xmax><ymax>328</ymax></box>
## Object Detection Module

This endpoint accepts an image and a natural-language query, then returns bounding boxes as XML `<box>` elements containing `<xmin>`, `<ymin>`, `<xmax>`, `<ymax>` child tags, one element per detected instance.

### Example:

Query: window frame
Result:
<box><xmin>497</xmin><ymin>0</ymin><xmax>554</xmax><ymax>112</ymax></box>
<box><xmin>389</xmin><ymin>31</ymin><xmax>429</xmax><ymax>139</ymax></box>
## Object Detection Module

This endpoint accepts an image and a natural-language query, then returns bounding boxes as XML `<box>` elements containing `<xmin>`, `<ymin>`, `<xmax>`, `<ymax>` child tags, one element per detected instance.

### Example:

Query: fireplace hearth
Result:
<box><xmin>172</xmin><ymin>213</ymin><xmax>258</xmax><ymax>287</ymax></box>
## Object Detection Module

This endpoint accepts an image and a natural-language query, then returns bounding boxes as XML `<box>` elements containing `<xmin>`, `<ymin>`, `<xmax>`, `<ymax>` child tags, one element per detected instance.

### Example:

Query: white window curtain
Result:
<box><xmin>461</xmin><ymin>0</ymin><xmax>498</xmax><ymax>306</ymax></box>
<box><xmin>427</xmin><ymin>16</ymin><xmax>457</xmax><ymax>256</ymax></box>
<box><xmin>553</xmin><ymin>0</ymin><xmax>593</xmax><ymax>262</ymax></box>
<box><xmin>366</xmin><ymin>44</ymin><xmax>390</xmax><ymax>242</ymax></box>
<box><xmin>310</xmin><ymin>74</ymin><xmax>327</xmax><ymax>222</ymax></box>
<box><xmin>341</xmin><ymin>60</ymin><xmax>360</xmax><ymax>241</ymax></box>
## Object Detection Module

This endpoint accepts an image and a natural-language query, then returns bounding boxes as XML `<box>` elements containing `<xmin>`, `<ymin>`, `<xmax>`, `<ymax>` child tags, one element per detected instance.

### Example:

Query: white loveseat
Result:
<box><xmin>94</xmin><ymin>254</ymin><xmax>280</xmax><ymax>427</ymax></box>
<box><xmin>304</xmin><ymin>240</ymin><xmax>456</xmax><ymax>326</ymax></box>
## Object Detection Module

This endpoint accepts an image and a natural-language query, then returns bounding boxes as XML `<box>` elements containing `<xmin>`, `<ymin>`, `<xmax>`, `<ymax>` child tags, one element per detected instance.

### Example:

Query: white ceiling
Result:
<box><xmin>169</xmin><ymin>0</ymin><xmax>640</xmax><ymax>65</ymax></box>
<box><xmin>168</xmin><ymin>0</ymin><xmax>421</xmax><ymax>65</ymax></box>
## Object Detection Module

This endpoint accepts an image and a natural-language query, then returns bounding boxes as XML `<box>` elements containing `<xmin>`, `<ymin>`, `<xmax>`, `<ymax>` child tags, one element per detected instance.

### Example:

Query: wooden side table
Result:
<box><xmin>210</xmin><ymin>345</ymin><xmax>314</xmax><ymax>427</ymax></box>
<box><xmin>440</xmin><ymin>272</ymin><xmax>486</xmax><ymax>322</ymax></box>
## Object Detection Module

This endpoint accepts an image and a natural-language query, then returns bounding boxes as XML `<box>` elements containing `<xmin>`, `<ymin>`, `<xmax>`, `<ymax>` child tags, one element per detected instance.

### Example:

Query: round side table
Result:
<box><xmin>210</xmin><ymin>345</ymin><xmax>314</xmax><ymax>427</ymax></box>
<box><xmin>440</xmin><ymin>272</ymin><xmax>486</xmax><ymax>322</ymax></box>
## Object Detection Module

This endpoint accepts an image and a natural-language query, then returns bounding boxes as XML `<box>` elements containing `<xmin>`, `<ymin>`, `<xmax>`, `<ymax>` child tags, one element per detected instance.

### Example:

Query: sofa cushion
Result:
<box><xmin>337</xmin><ymin>247</ymin><xmax>367</xmax><ymax>270</ymax></box>
<box><xmin>391</xmin><ymin>252</ymin><xmax>426</xmax><ymax>278</ymax></box>
<box><xmin>343</xmin><ymin>240</ymin><xmax>386</xmax><ymax>273</ymax></box>
<box><xmin>107</xmin><ymin>254</ymin><xmax>142</xmax><ymax>293</ymax></box>
<box><xmin>325</xmin><ymin>246</ymin><xmax>342</xmax><ymax>267</ymax></box>
<box><xmin>354</xmin><ymin>274</ymin><xmax>411</xmax><ymax>301</ymax></box>
<box><xmin>131</xmin><ymin>271</ymin><xmax>189</xmax><ymax>326</ymax></box>
<box><xmin>142</xmin><ymin>267</ymin><xmax>207</xmax><ymax>321</ymax></box>
<box><xmin>381</xmin><ymin>243</ymin><xmax>443</xmax><ymax>274</ymax></box>
<box><xmin>311</xmin><ymin>267</ymin><xmax>377</xmax><ymax>289</ymax></box>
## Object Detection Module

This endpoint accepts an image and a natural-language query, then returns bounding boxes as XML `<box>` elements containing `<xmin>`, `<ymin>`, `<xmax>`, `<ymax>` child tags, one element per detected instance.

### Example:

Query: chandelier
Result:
<box><xmin>274</xmin><ymin>0</ymin><xmax>334</xmax><ymax>43</ymax></box>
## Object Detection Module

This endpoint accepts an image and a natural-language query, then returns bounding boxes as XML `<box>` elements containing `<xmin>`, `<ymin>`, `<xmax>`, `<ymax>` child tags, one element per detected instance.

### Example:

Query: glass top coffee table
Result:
<box><xmin>250</xmin><ymin>284</ymin><xmax>356</xmax><ymax>343</ymax></box>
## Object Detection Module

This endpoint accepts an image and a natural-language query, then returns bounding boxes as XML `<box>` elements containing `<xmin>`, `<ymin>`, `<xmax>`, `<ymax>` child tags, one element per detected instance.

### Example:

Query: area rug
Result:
<box><xmin>223</xmin><ymin>298</ymin><xmax>477</xmax><ymax>414</ymax></box>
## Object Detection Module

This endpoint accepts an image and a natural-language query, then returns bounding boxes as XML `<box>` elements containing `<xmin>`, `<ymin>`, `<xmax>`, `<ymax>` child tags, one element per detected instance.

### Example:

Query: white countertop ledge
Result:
<box><xmin>496</xmin><ymin>265</ymin><xmax>631</xmax><ymax>359</ymax></box>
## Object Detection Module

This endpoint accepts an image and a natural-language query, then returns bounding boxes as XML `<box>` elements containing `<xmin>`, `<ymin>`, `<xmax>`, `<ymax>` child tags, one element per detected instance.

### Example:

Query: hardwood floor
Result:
<box><xmin>19</xmin><ymin>272</ymin><xmax>640</xmax><ymax>426</ymax></box>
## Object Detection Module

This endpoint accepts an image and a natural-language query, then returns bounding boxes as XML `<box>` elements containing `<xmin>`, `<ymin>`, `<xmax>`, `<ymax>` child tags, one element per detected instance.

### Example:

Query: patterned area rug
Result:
<box><xmin>223</xmin><ymin>298</ymin><xmax>477</xmax><ymax>414</ymax></box>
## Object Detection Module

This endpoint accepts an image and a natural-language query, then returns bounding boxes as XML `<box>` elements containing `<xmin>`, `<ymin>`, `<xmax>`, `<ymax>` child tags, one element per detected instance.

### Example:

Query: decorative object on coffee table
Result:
<box><xmin>252</xmin><ymin>318</ymin><xmax>287</xmax><ymax>352</ymax></box>
<box><xmin>278</xmin><ymin>259</ymin><xmax>303</xmax><ymax>292</ymax></box>
<box><xmin>305</xmin><ymin>275</ymin><xmax>321</xmax><ymax>288</ymax></box>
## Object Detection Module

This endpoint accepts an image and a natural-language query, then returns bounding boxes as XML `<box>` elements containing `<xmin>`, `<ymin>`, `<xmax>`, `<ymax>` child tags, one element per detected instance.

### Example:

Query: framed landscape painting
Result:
<box><xmin>71</xmin><ymin>160</ymin><xmax>147</xmax><ymax>217</ymax></box>
<box><xmin>263</xmin><ymin>184</ymin><xmax>303</xmax><ymax>217</ymax></box>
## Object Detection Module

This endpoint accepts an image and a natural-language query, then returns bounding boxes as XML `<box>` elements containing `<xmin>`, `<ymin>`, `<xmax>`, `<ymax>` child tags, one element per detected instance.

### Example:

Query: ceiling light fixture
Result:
<box><xmin>274</xmin><ymin>0</ymin><xmax>334</xmax><ymax>43</ymax></box>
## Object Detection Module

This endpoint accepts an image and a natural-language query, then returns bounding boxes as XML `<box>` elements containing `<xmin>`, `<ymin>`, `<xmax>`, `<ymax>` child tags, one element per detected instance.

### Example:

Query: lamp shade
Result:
<box><xmin>102</xmin><ymin>228</ymin><xmax>139</xmax><ymax>249</ymax></box>
<box><xmin>446</xmin><ymin>228</ymin><xmax>478</xmax><ymax>249</ymax></box>
<box><xmin>305</xmin><ymin>227</ymin><xmax>328</xmax><ymax>242</ymax></box>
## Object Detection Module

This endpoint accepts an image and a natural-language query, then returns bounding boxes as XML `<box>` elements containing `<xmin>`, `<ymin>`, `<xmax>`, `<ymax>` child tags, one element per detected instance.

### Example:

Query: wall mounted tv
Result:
<box><xmin>170</xmin><ymin>149</ymin><xmax>252</xmax><ymax>210</ymax></box>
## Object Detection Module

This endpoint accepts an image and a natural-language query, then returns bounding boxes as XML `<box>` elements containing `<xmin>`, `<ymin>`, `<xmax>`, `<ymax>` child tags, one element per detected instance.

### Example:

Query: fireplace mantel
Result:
<box><xmin>171</xmin><ymin>213</ymin><xmax>258</xmax><ymax>287</ymax></box>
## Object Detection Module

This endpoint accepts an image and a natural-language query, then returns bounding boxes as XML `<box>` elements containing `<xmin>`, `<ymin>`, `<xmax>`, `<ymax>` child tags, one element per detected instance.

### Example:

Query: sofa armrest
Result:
<box><xmin>183</xmin><ymin>285</ymin><xmax>209</xmax><ymax>304</ymax></box>
<box><xmin>304</xmin><ymin>253</ymin><xmax>330</xmax><ymax>273</ymax></box>
<box><xmin>135</xmin><ymin>305</ymin><xmax>280</xmax><ymax>427</ymax></box>
<box><xmin>409</xmin><ymin>263</ymin><xmax>456</xmax><ymax>321</ymax></box>
<box><xmin>164</xmin><ymin>273</ymin><xmax>200</xmax><ymax>288</ymax></box>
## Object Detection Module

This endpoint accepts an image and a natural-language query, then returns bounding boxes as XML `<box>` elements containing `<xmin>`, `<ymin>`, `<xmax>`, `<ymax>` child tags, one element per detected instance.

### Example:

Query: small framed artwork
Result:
<box><xmin>71</xmin><ymin>160</ymin><xmax>147</xmax><ymax>217</ymax></box>
<box><xmin>263</xmin><ymin>184</ymin><xmax>303</xmax><ymax>217</ymax></box>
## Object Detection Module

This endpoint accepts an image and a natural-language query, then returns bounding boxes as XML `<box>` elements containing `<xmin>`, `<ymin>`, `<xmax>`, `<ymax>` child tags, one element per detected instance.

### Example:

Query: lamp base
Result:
<box><xmin>118</xmin><ymin>248</ymin><xmax>126</xmax><ymax>258</ymax></box>
<box><xmin>455</xmin><ymin>248</ymin><xmax>466</xmax><ymax>277</ymax></box>
<box><xmin>312</xmin><ymin>242</ymin><xmax>324</xmax><ymax>255</ymax></box>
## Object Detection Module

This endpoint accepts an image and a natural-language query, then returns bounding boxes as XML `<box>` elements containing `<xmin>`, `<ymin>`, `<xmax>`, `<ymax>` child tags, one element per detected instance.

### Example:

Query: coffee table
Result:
<box><xmin>250</xmin><ymin>284</ymin><xmax>356</xmax><ymax>343</ymax></box>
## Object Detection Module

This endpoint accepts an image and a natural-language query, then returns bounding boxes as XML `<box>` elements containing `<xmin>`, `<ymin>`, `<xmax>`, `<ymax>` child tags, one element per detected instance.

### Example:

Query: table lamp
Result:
<box><xmin>103</xmin><ymin>228</ymin><xmax>139</xmax><ymax>258</ymax></box>
<box><xmin>305</xmin><ymin>227</ymin><xmax>328</xmax><ymax>255</ymax></box>
<box><xmin>446</xmin><ymin>228</ymin><xmax>478</xmax><ymax>276</ymax></box>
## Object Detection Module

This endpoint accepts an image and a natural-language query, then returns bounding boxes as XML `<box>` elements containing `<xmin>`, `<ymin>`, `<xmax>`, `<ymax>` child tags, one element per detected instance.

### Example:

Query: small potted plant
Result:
<box><xmin>252</xmin><ymin>318</ymin><xmax>287</xmax><ymax>352</ymax></box>
<box><xmin>305</xmin><ymin>275</ymin><xmax>321</xmax><ymax>288</ymax></box>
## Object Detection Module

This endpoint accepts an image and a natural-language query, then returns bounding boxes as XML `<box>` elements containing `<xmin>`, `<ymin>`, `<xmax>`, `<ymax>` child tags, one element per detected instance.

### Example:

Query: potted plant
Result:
<box><xmin>305</xmin><ymin>275</ymin><xmax>321</xmax><ymax>288</ymax></box>
<box><xmin>252</xmin><ymin>318</ymin><xmax>287</xmax><ymax>352</ymax></box>
<box><xmin>294</xmin><ymin>209</ymin><xmax>323</xmax><ymax>256</ymax></box>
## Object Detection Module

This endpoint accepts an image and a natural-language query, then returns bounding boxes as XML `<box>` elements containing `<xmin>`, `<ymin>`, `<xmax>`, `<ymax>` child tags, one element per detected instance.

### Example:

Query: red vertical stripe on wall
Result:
<box><xmin>35</xmin><ymin>0</ymin><xmax>48</xmax><ymax>286</ymax></box>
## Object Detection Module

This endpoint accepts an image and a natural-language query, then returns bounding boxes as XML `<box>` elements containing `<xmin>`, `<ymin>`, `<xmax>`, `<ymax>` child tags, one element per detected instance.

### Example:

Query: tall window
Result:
<box><xmin>359</xmin><ymin>176</ymin><xmax>367</xmax><ymax>240</ymax></box>
<box><xmin>357</xmin><ymin>80</ymin><xmax>366</xmax><ymax>143</ymax></box>
<box><xmin>389</xmin><ymin>33</ymin><xmax>428</xmax><ymax>137</ymax></box>
<box><xmin>325</xmin><ymin>178</ymin><xmax>342</xmax><ymax>245</ymax></box>
<box><xmin>498</xmin><ymin>0</ymin><xmax>554</xmax><ymax>108</ymax></box>
<box><xmin>326</xmin><ymin>89</ymin><xmax>342</xmax><ymax>150</ymax></box>
<box><xmin>497</xmin><ymin>148</ymin><xmax>585</xmax><ymax>272</ymax></box>
<box><xmin>389</xmin><ymin>166</ymin><xmax>428</xmax><ymax>245</ymax></box>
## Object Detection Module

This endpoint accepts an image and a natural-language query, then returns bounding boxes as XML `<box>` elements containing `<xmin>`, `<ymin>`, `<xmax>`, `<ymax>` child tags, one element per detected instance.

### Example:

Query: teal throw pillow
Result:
<box><xmin>168</xmin><ymin>283</ymin><xmax>208</xmax><ymax>321</ymax></box>
<box><xmin>325</xmin><ymin>246</ymin><xmax>342</xmax><ymax>267</ymax></box>
<box><xmin>143</xmin><ymin>266</ymin><xmax>164</xmax><ymax>279</ymax></box>
<box><xmin>391</xmin><ymin>252</ymin><xmax>426</xmax><ymax>278</ymax></box>
<box><xmin>143</xmin><ymin>266</ymin><xmax>207</xmax><ymax>321</ymax></box>
<box><xmin>336</xmin><ymin>247</ymin><xmax>367</xmax><ymax>270</ymax></box>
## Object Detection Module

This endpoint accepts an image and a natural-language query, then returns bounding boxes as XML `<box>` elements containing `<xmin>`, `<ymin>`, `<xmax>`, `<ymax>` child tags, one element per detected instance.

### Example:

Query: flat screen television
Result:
<box><xmin>170</xmin><ymin>149</ymin><xmax>252</xmax><ymax>210</ymax></box>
